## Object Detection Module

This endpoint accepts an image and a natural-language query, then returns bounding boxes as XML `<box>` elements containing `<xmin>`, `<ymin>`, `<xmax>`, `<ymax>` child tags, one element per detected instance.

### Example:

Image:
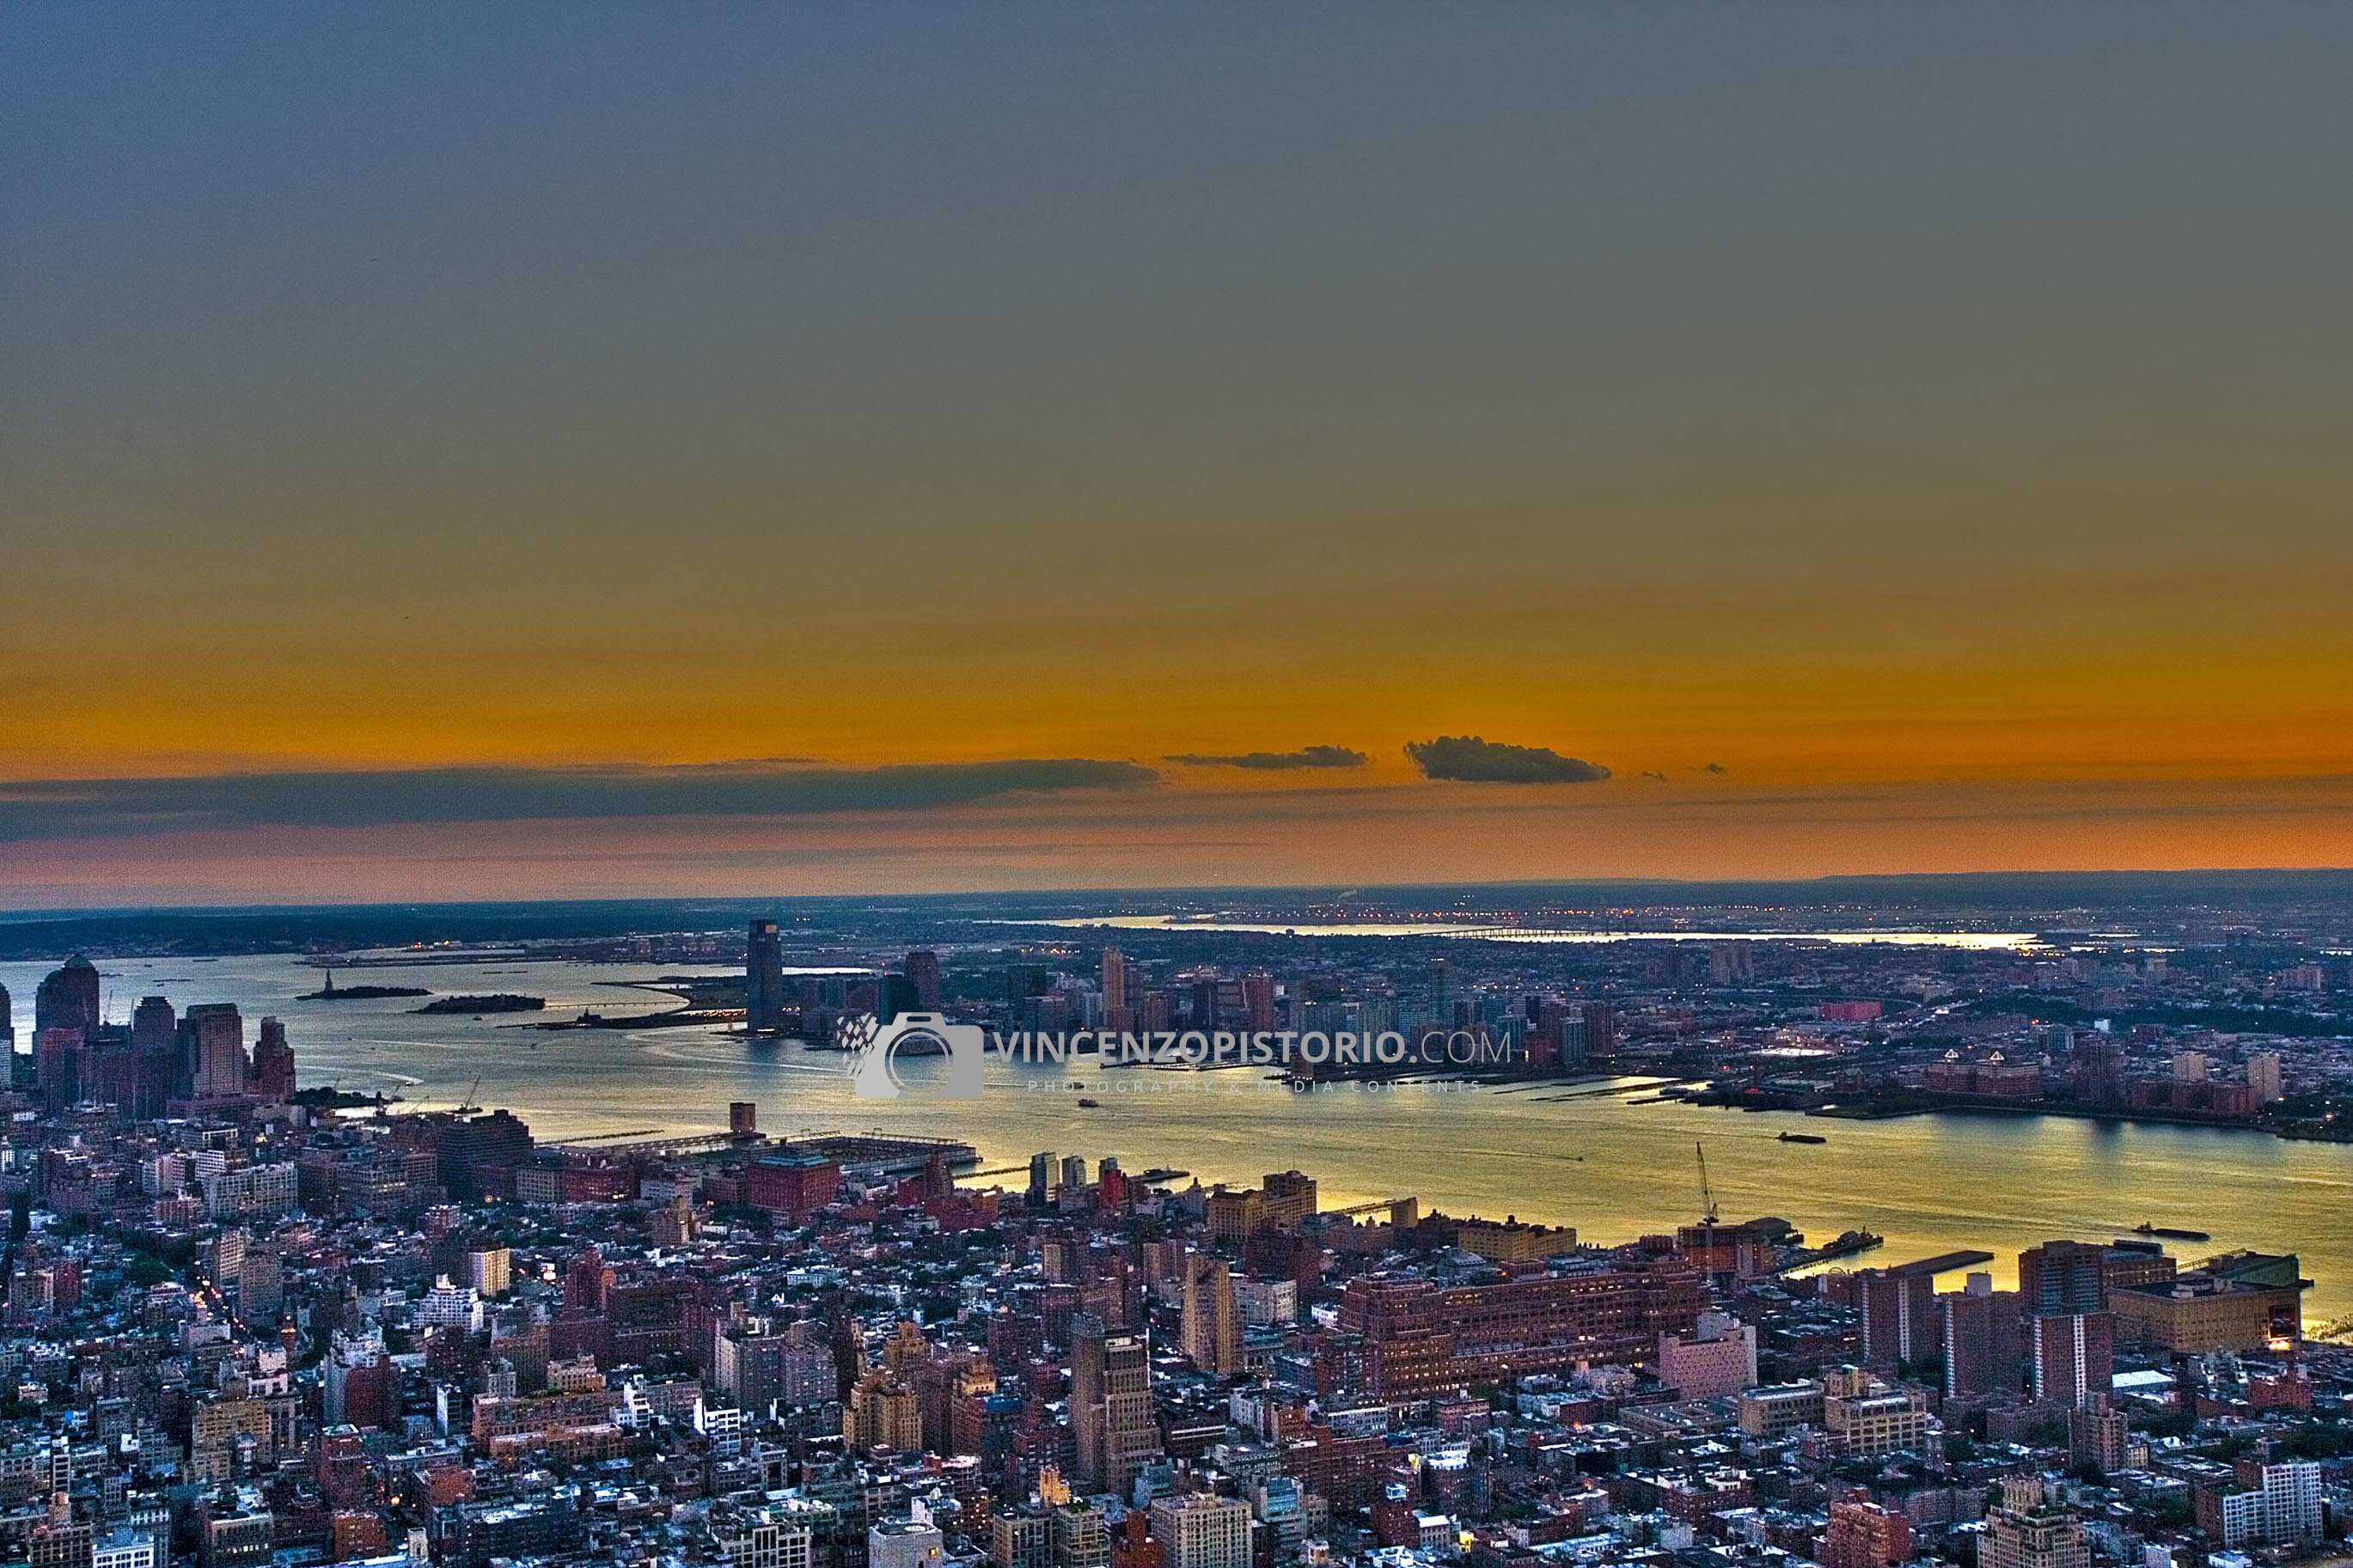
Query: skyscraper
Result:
<box><xmin>250</xmin><ymin>1016</ymin><xmax>296</xmax><ymax>1101</ymax></box>
<box><xmin>2020</xmin><ymin>1241</ymin><xmax>2108</xmax><ymax>1315</ymax></box>
<box><xmin>1857</xmin><ymin>1269</ymin><xmax>1936</xmax><ymax>1368</ymax></box>
<box><xmin>1581</xmin><ymin>1001</ymin><xmax>1618</xmax><ymax>1063</ymax></box>
<box><xmin>34</xmin><ymin>956</ymin><xmax>101</xmax><ymax>1042</ymax></box>
<box><xmin>2029</xmin><ymin>1309</ymin><xmax>2114</xmax><ymax>1406</ymax></box>
<box><xmin>1182</xmin><ymin>1253</ymin><xmax>1243</xmax><ymax>1377</ymax></box>
<box><xmin>905</xmin><ymin>950</ymin><xmax>942</xmax><ymax>1010</ymax></box>
<box><xmin>1069</xmin><ymin>1316</ymin><xmax>1160</xmax><ymax>1494</ymax></box>
<box><xmin>2019</xmin><ymin>1241</ymin><xmax>2113</xmax><ymax>1405</ymax></box>
<box><xmin>1101</xmin><ymin>949</ymin><xmax>1127</xmax><ymax>1013</ymax></box>
<box><xmin>179</xmin><ymin>1003</ymin><xmax>248</xmax><ymax>1098</ymax></box>
<box><xmin>131</xmin><ymin>995</ymin><xmax>175</xmax><ymax>1118</ymax></box>
<box><xmin>879</xmin><ymin>973</ymin><xmax>921</xmax><ymax>1023</ymax></box>
<box><xmin>1940</xmin><ymin>1276</ymin><xmax>2026</xmax><ymax>1397</ymax></box>
<box><xmin>746</xmin><ymin>919</ymin><xmax>786</xmax><ymax>1033</ymax></box>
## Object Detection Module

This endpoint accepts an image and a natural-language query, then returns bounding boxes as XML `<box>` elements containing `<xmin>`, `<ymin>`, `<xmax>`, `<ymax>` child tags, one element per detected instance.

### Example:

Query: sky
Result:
<box><xmin>6</xmin><ymin>4</ymin><xmax>2353</xmax><ymax>906</ymax></box>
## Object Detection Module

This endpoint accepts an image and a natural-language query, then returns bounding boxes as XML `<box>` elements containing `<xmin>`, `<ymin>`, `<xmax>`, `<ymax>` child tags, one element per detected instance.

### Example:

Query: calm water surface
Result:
<box><xmin>9</xmin><ymin>953</ymin><xmax>2345</xmax><ymax>1327</ymax></box>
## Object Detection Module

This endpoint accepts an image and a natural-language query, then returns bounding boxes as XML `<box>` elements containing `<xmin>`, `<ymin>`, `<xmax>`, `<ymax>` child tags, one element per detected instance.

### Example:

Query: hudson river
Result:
<box><xmin>11</xmin><ymin>953</ymin><xmax>2348</xmax><ymax>1329</ymax></box>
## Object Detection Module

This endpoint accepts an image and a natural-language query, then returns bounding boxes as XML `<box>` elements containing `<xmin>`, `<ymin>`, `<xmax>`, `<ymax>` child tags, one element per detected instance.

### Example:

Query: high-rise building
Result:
<box><xmin>879</xmin><ymin>973</ymin><xmax>921</xmax><ymax>1022</ymax></box>
<box><xmin>2029</xmin><ymin>1310</ymin><xmax>2114</xmax><ymax>1406</ymax></box>
<box><xmin>2246</xmin><ymin>1052</ymin><xmax>2284</xmax><ymax>1104</ymax></box>
<box><xmin>1857</xmin><ymin>1268</ymin><xmax>1936</xmax><ymax>1368</ymax></box>
<box><xmin>2020</xmin><ymin>1240</ymin><xmax>2112</xmax><ymax>1406</ymax></box>
<box><xmin>1580</xmin><ymin>1001</ymin><xmax>1618</xmax><ymax>1063</ymax></box>
<box><xmin>1182</xmin><ymin>1254</ymin><xmax>1244</xmax><ymax>1376</ymax></box>
<box><xmin>1820</xmin><ymin>1365</ymin><xmax>1931</xmax><ymax>1456</ymax></box>
<box><xmin>435</xmin><ymin>1109</ymin><xmax>535</xmax><ymax>1201</ymax></box>
<box><xmin>2203</xmin><ymin>1461</ymin><xmax>2323</xmax><ymax>1548</ymax></box>
<box><xmin>842</xmin><ymin>1370</ymin><xmax>921</xmax><ymax>1452</ymax></box>
<box><xmin>179</xmin><ymin>1003</ymin><xmax>248</xmax><ymax>1098</ymax></box>
<box><xmin>465</xmin><ymin>1247</ymin><xmax>511</xmax><ymax>1297</ymax></box>
<box><xmin>249</xmin><ymin>1016</ymin><xmax>296</xmax><ymax>1101</ymax></box>
<box><xmin>0</xmin><ymin>982</ymin><xmax>11</xmax><ymax>1054</ymax></box>
<box><xmin>1051</xmin><ymin>1502</ymin><xmax>1109</xmax><ymax>1568</ymax></box>
<box><xmin>1338</xmin><ymin>1260</ymin><xmax>1704</xmax><ymax>1396</ymax></box>
<box><xmin>33</xmin><ymin>1028</ymin><xmax>84</xmax><ymax>1113</ymax></box>
<box><xmin>1978</xmin><ymin>1477</ymin><xmax>2087</xmax><ymax>1568</ymax></box>
<box><xmin>747</xmin><ymin>919</ymin><xmax>786</xmax><ymax>1032</ymax></box>
<box><xmin>1241</xmin><ymin>972</ymin><xmax>1277</xmax><ymax>1031</ymax></box>
<box><xmin>718</xmin><ymin>1318</ymin><xmax>838</xmax><ymax>1413</ymax></box>
<box><xmin>34</xmin><ymin>956</ymin><xmax>101</xmax><ymax>1042</ymax></box>
<box><xmin>1070</xmin><ymin>1317</ymin><xmax>1159</xmax><ymax>1494</ymax></box>
<box><xmin>131</xmin><ymin>995</ymin><xmax>176</xmax><ymax>1118</ymax></box>
<box><xmin>905</xmin><ymin>950</ymin><xmax>942</xmax><ymax>1010</ymax></box>
<box><xmin>565</xmin><ymin>1247</ymin><xmax>612</xmax><ymax>1316</ymax></box>
<box><xmin>1940</xmin><ymin>1277</ymin><xmax>2026</xmax><ymax>1397</ymax></box>
<box><xmin>1101</xmin><ymin>949</ymin><xmax>1127</xmax><ymax>1013</ymax></box>
<box><xmin>1147</xmin><ymin>1494</ymin><xmax>1250</xmax><ymax>1568</ymax></box>
<box><xmin>2068</xmin><ymin>1394</ymin><xmax>2128</xmax><ymax>1473</ymax></box>
<box><xmin>2020</xmin><ymin>1241</ymin><xmax>2108</xmax><ymax>1315</ymax></box>
<box><xmin>1659</xmin><ymin>1309</ymin><xmax>1759</xmax><ymax>1398</ymax></box>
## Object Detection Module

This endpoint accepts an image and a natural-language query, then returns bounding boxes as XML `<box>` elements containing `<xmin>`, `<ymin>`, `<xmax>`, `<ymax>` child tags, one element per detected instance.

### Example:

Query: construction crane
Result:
<box><xmin>1696</xmin><ymin>1140</ymin><xmax>1719</xmax><ymax>1226</ymax></box>
<box><xmin>453</xmin><ymin>1074</ymin><xmax>485</xmax><ymax>1114</ymax></box>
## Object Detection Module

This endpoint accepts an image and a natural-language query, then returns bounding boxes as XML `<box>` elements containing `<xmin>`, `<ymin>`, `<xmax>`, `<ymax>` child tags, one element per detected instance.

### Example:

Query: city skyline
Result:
<box><xmin>9</xmin><ymin>6</ymin><xmax>2353</xmax><ymax>903</ymax></box>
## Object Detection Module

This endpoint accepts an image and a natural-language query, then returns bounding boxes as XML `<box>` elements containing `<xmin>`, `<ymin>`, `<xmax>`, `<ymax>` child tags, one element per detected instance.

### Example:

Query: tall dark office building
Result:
<box><xmin>131</xmin><ymin>997</ymin><xmax>177</xmax><ymax>1118</ymax></box>
<box><xmin>1581</xmin><ymin>1001</ymin><xmax>1619</xmax><ymax>1063</ymax></box>
<box><xmin>746</xmin><ymin>919</ymin><xmax>786</xmax><ymax>1032</ymax></box>
<box><xmin>904</xmin><ymin>949</ymin><xmax>942</xmax><ymax>1010</ymax></box>
<box><xmin>34</xmin><ymin>955</ymin><xmax>101</xmax><ymax>1041</ymax></box>
<box><xmin>178</xmin><ymin>1003</ymin><xmax>248</xmax><ymax>1098</ymax></box>
<box><xmin>250</xmin><ymin>1016</ymin><xmax>296</xmax><ymax>1101</ymax></box>
<box><xmin>878</xmin><ymin>973</ymin><xmax>921</xmax><ymax>1023</ymax></box>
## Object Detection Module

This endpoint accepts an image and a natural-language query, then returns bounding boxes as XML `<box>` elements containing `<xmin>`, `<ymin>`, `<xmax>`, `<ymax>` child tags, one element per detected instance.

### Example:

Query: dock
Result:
<box><xmin>1890</xmin><ymin>1249</ymin><xmax>1996</xmax><ymax>1277</ymax></box>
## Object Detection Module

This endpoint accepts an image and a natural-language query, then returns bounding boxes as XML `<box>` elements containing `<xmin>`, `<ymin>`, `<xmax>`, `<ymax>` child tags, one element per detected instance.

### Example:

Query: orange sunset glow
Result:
<box><xmin>8</xmin><ymin>5</ymin><xmax>2352</xmax><ymax>905</ymax></box>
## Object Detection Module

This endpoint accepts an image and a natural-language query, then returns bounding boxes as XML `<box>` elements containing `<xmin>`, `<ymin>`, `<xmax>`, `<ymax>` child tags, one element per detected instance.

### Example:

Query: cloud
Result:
<box><xmin>1641</xmin><ymin>771</ymin><xmax>1670</xmax><ymax>784</ymax></box>
<box><xmin>1164</xmin><ymin>746</ymin><xmax>1367</xmax><ymax>771</ymax></box>
<box><xmin>0</xmin><ymin>758</ymin><xmax>1160</xmax><ymax>841</ymax></box>
<box><xmin>1403</xmin><ymin>736</ymin><xmax>1612</xmax><ymax>784</ymax></box>
<box><xmin>1701</xmin><ymin>762</ymin><xmax>1731</xmax><ymax>775</ymax></box>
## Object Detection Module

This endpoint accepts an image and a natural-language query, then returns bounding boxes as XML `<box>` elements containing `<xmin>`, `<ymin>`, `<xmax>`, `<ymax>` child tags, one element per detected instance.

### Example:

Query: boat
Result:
<box><xmin>2133</xmin><ymin>1223</ymin><xmax>2211</xmax><ymax>1242</ymax></box>
<box><xmin>1076</xmin><ymin>1097</ymin><xmax>1102</xmax><ymax>1108</ymax></box>
<box><xmin>1777</xmin><ymin>1131</ymin><xmax>1827</xmax><ymax>1144</ymax></box>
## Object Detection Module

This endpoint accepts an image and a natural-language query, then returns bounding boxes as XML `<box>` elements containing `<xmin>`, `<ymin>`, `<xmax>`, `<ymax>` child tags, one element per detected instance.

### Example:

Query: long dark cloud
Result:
<box><xmin>1403</xmin><ymin>735</ymin><xmax>1611</xmax><ymax>784</ymax></box>
<box><xmin>1164</xmin><ymin>746</ymin><xmax>1367</xmax><ymax>771</ymax></box>
<box><xmin>0</xmin><ymin>759</ymin><xmax>1160</xmax><ymax>840</ymax></box>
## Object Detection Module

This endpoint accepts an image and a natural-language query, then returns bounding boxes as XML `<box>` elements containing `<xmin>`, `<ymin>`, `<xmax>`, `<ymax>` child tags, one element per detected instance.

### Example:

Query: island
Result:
<box><xmin>289</xmin><ymin>1086</ymin><xmax>400</xmax><ymax>1110</ymax></box>
<box><xmin>411</xmin><ymin>993</ymin><xmax>546</xmax><ymax>1015</ymax></box>
<box><xmin>298</xmin><ymin>982</ymin><xmax>430</xmax><ymax>1001</ymax></box>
